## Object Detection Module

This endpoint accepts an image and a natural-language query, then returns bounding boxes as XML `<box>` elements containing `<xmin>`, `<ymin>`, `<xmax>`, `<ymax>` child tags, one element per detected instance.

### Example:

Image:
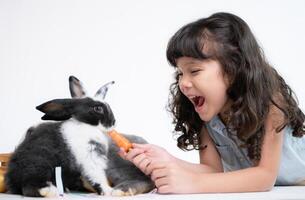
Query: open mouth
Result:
<box><xmin>191</xmin><ymin>96</ymin><xmax>205</xmax><ymax>109</ymax></box>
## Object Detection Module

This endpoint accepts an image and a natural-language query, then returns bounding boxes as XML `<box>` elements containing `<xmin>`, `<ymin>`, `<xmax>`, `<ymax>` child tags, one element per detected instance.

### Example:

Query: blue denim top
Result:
<box><xmin>206</xmin><ymin>115</ymin><xmax>305</xmax><ymax>185</ymax></box>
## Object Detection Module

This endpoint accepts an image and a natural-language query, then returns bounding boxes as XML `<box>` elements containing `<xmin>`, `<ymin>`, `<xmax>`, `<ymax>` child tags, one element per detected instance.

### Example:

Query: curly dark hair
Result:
<box><xmin>166</xmin><ymin>12</ymin><xmax>305</xmax><ymax>161</ymax></box>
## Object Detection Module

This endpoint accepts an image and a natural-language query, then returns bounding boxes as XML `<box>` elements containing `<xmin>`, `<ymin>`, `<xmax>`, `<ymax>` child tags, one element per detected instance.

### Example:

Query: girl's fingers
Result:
<box><xmin>145</xmin><ymin>161</ymin><xmax>165</xmax><ymax>176</ymax></box>
<box><xmin>150</xmin><ymin>167</ymin><xmax>167</xmax><ymax>181</ymax></box>
<box><xmin>144</xmin><ymin>163</ymin><xmax>154</xmax><ymax>175</ymax></box>
<box><xmin>157</xmin><ymin>185</ymin><xmax>170</xmax><ymax>194</ymax></box>
<box><xmin>125</xmin><ymin>148</ymin><xmax>145</xmax><ymax>161</ymax></box>
<box><xmin>138</xmin><ymin>157</ymin><xmax>151</xmax><ymax>172</ymax></box>
<box><xmin>132</xmin><ymin>153</ymin><xmax>147</xmax><ymax>166</ymax></box>
<box><xmin>154</xmin><ymin>176</ymin><xmax>168</xmax><ymax>189</ymax></box>
<box><xmin>132</xmin><ymin>143</ymin><xmax>150</xmax><ymax>149</ymax></box>
<box><xmin>117</xmin><ymin>147</ymin><xmax>127</xmax><ymax>159</ymax></box>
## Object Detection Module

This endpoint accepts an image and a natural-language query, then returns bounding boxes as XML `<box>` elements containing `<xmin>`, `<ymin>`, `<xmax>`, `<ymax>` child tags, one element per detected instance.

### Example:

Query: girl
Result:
<box><xmin>120</xmin><ymin>12</ymin><xmax>305</xmax><ymax>193</ymax></box>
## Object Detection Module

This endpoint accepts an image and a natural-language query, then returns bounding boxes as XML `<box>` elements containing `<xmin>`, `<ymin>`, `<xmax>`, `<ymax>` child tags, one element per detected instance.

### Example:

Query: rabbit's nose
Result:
<box><xmin>103</xmin><ymin>104</ymin><xmax>116</xmax><ymax>127</ymax></box>
<box><xmin>107</xmin><ymin>111</ymin><xmax>116</xmax><ymax>127</ymax></box>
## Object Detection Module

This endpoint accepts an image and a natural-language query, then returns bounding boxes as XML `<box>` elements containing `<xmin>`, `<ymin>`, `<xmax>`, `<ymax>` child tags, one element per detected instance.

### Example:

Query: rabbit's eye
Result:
<box><xmin>93</xmin><ymin>106</ymin><xmax>103</xmax><ymax>113</ymax></box>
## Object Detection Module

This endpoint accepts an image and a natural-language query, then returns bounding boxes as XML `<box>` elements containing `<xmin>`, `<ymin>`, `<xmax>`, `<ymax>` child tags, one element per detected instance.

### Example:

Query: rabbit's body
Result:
<box><xmin>6</xmin><ymin>115</ymin><xmax>112</xmax><ymax>197</ymax></box>
<box><xmin>5</xmin><ymin>76</ymin><xmax>154</xmax><ymax>197</ymax></box>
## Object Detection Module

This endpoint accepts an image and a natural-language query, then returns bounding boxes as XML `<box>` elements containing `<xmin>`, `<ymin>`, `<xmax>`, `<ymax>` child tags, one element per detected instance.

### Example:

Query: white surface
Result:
<box><xmin>0</xmin><ymin>186</ymin><xmax>305</xmax><ymax>200</ymax></box>
<box><xmin>1</xmin><ymin>0</ymin><xmax>305</xmax><ymax>164</ymax></box>
<box><xmin>55</xmin><ymin>167</ymin><xmax>64</xmax><ymax>197</ymax></box>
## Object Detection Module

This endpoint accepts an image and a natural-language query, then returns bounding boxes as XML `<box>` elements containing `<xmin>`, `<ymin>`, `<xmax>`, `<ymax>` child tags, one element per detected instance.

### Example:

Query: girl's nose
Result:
<box><xmin>179</xmin><ymin>76</ymin><xmax>192</xmax><ymax>94</ymax></box>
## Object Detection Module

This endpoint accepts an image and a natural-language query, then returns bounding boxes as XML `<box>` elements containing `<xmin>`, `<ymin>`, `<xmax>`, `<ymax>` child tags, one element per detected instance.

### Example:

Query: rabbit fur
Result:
<box><xmin>5</xmin><ymin>76</ymin><xmax>154</xmax><ymax>197</ymax></box>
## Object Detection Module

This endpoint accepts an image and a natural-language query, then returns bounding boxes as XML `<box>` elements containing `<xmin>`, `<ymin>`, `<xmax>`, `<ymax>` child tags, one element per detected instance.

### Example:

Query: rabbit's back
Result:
<box><xmin>8</xmin><ymin>122</ymin><xmax>75</xmax><ymax>169</ymax></box>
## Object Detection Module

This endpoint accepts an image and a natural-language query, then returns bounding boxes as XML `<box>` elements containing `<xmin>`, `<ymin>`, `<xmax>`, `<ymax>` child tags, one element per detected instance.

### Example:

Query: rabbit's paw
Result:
<box><xmin>39</xmin><ymin>182</ymin><xmax>59</xmax><ymax>197</ymax></box>
<box><xmin>110</xmin><ymin>180</ymin><xmax>154</xmax><ymax>196</ymax></box>
<box><xmin>111</xmin><ymin>187</ymin><xmax>136</xmax><ymax>196</ymax></box>
<box><xmin>111</xmin><ymin>181</ymin><xmax>140</xmax><ymax>196</ymax></box>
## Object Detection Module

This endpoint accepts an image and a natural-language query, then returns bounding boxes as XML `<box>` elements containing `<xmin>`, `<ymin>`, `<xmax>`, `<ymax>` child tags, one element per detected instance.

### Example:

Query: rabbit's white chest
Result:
<box><xmin>60</xmin><ymin>119</ymin><xmax>109</xmax><ymax>170</ymax></box>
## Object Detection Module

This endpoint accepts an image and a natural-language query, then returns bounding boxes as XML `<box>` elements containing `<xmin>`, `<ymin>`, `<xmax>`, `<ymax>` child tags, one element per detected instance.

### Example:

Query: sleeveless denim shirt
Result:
<box><xmin>206</xmin><ymin>115</ymin><xmax>305</xmax><ymax>185</ymax></box>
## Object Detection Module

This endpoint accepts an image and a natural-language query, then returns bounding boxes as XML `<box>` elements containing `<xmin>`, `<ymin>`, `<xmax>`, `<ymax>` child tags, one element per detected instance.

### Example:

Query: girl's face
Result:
<box><xmin>177</xmin><ymin>57</ymin><xmax>230</xmax><ymax>122</ymax></box>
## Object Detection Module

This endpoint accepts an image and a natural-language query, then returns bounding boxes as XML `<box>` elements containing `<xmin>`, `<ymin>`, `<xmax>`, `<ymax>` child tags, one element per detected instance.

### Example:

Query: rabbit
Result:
<box><xmin>68</xmin><ymin>76</ymin><xmax>155</xmax><ymax>196</ymax></box>
<box><xmin>5</xmin><ymin>76</ymin><xmax>116</xmax><ymax>197</ymax></box>
<box><xmin>5</xmin><ymin>76</ymin><xmax>154</xmax><ymax>197</ymax></box>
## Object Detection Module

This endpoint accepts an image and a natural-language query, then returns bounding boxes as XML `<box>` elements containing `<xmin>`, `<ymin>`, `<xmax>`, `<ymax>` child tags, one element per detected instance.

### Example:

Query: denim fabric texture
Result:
<box><xmin>206</xmin><ymin>115</ymin><xmax>305</xmax><ymax>185</ymax></box>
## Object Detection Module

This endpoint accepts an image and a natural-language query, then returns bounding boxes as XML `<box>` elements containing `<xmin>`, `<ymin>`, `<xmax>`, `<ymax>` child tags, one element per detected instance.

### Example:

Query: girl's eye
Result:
<box><xmin>93</xmin><ymin>106</ymin><xmax>103</xmax><ymax>113</ymax></box>
<box><xmin>191</xmin><ymin>69</ymin><xmax>201</xmax><ymax>74</ymax></box>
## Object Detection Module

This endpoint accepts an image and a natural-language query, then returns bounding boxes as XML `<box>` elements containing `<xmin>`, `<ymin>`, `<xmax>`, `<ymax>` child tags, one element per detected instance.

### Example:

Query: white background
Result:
<box><xmin>0</xmin><ymin>0</ymin><xmax>304</xmax><ymax>163</ymax></box>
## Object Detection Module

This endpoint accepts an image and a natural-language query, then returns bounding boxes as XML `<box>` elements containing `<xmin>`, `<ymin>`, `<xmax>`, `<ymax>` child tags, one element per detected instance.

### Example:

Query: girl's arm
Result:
<box><xmin>184</xmin><ymin>123</ymin><xmax>283</xmax><ymax>193</ymax></box>
<box><xmin>172</xmin><ymin>125</ymin><xmax>223</xmax><ymax>173</ymax></box>
<box><xmin>119</xmin><ymin>125</ymin><xmax>223</xmax><ymax>174</ymax></box>
<box><xmin>151</xmin><ymin>106</ymin><xmax>284</xmax><ymax>193</ymax></box>
<box><xmin>121</xmin><ymin>106</ymin><xmax>284</xmax><ymax>193</ymax></box>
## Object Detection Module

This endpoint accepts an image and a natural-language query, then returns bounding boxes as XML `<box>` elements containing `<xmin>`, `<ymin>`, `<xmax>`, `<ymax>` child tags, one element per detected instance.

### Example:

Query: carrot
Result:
<box><xmin>108</xmin><ymin>130</ymin><xmax>132</xmax><ymax>152</ymax></box>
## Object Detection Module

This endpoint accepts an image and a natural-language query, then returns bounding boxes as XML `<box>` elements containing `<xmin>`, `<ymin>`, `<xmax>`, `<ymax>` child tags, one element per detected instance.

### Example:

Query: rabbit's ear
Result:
<box><xmin>36</xmin><ymin>99</ymin><xmax>74</xmax><ymax>121</ymax></box>
<box><xmin>94</xmin><ymin>81</ymin><xmax>115</xmax><ymax>100</ymax></box>
<box><xmin>69</xmin><ymin>76</ymin><xmax>87</xmax><ymax>98</ymax></box>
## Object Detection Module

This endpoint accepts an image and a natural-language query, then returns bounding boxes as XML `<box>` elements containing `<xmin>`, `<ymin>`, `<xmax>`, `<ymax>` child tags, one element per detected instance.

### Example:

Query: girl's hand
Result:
<box><xmin>118</xmin><ymin>144</ymin><xmax>198</xmax><ymax>193</ymax></box>
<box><xmin>149</xmin><ymin>161</ymin><xmax>198</xmax><ymax>194</ymax></box>
<box><xmin>118</xmin><ymin>146</ymin><xmax>152</xmax><ymax>173</ymax></box>
<box><xmin>118</xmin><ymin>143</ymin><xmax>175</xmax><ymax>175</ymax></box>
<box><xmin>132</xmin><ymin>144</ymin><xmax>176</xmax><ymax>175</ymax></box>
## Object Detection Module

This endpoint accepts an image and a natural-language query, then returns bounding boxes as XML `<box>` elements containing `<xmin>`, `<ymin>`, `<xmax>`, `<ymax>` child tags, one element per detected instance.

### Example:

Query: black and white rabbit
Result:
<box><xmin>5</xmin><ymin>76</ymin><xmax>154</xmax><ymax>197</ymax></box>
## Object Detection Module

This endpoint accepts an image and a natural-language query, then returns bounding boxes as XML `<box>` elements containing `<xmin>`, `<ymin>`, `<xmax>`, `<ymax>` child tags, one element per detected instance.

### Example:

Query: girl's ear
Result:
<box><xmin>224</xmin><ymin>74</ymin><xmax>231</xmax><ymax>87</ymax></box>
<box><xmin>69</xmin><ymin>76</ymin><xmax>87</xmax><ymax>98</ymax></box>
<box><xmin>94</xmin><ymin>81</ymin><xmax>115</xmax><ymax>101</ymax></box>
<box><xmin>36</xmin><ymin>99</ymin><xmax>74</xmax><ymax>121</ymax></box>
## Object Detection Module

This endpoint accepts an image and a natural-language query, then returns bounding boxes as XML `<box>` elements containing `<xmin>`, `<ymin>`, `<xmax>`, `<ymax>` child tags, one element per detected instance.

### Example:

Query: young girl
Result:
<box><xmin>120</xmin><ymin>12</ymin><xmax>305</xmax><ymax>193</ymax></box>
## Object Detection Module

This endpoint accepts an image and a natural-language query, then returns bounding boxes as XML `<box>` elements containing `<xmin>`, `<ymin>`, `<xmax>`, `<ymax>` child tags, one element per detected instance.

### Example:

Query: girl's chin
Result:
<box><xmin>195</xmin><ymin>105</ymin><xmax>214</xmax><ymax>122</ymax></box>
<box><xmin>197</xmin><ymin>109</ymin><xmax>217</xmax><ymax>122</ymax></box>
<box><xmin>198</xmin><ymin>112</ymin><xmax>213</xmax><ymax>122</ymax></box>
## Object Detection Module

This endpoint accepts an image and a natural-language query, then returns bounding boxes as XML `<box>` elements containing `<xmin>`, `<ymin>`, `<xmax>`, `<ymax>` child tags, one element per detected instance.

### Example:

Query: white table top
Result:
<box><xmin>0</xmin><ymin>186</ymin><xmax>305</xmax><ymax>200</ymax></box>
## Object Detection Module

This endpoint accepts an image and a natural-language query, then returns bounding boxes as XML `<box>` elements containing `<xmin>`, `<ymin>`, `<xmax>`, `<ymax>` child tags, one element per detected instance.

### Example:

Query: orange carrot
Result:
<box><xmin>108</xmin><ymin>130</ymin><xmax>132</xmax><ymax>152</ymax></box>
